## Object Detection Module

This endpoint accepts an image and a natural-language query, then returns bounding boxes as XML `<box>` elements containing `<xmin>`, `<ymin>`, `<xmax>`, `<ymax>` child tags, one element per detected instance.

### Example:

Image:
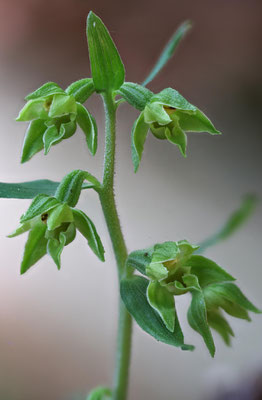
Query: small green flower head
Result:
<box><xmin>16</xmin><ymin>81</ymin><xmax>97</xmax><ymax>163</ymax></box>
<box><xmin>130</xmin><ymin>87</ymin><xmax>221</xmax><ymax>172</ymax></box>
<box><xmin>124</xmin><ymin>240</ymin><xmax>261</xmax><ymax>356</ymax></box>
<box><xmin>8</xmin><ymin>170</ymin><xmax>105</xmax><ymax>274</ymax></box>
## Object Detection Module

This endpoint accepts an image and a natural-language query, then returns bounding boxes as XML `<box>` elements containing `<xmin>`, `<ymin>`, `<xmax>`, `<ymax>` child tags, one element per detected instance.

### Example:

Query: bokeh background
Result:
<box><xmin>0</xmin><ymin>1</ymin><xmax>262</xmax><ymax>399</ymax></box>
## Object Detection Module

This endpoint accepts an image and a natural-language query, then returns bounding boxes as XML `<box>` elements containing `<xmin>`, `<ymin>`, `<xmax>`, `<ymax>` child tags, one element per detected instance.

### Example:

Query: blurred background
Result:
<box><xmin>0</xmin><ymin>0</ymin><xmax>262</xmax><ymax>399</ymax></box>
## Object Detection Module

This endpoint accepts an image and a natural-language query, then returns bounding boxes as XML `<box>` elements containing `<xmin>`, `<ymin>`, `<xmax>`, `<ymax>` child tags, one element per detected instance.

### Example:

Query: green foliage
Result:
<box><xmin>65</xmin><ymin>78</ymin><xmax>95</xmax><ymax>103</ymax></box>
<box><xmin>116</xmin><ymin>83</ymin><xmax>153</xmax><ymax>111</ymax></box>
<box><xmin>0</xmin><ymin>180</ymin><xmax>59</xmax><ymax>199</ymax></box>
<box><xmin>142</xmin><ymin>20</ymin><xmax>192</xmax><ymax>86</ymax></box>
<box><xmin>86</xmin><ymin>386</ymin><xmax>112</xmax><ymax>400</ymax></box>
<box><xmin>86</xmin><ymin>11</ymin><xmax>125</xmax><ymax>92</ymax></box>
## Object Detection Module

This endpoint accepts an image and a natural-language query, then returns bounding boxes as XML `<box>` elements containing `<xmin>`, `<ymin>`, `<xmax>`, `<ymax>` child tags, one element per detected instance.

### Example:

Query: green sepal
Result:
<box><xmin>42</xmin><ymin>124</ymin><xmax>60</xmax><ymax>155</ymax></box>
<box><xmin>186</xmin><ymin>276</ymin><xmax>216</xmax><ymax>357</ymax></box>
<box><xmin>165</xmin><ymin>125</ymin><xmax>187</xmax><ymax>157</ymax></box>
<box><xmin>207</xmin><ymin>310</ymin><xmax>234</xmax><ymax>346</ymax></box>
<box><xmin>25</xmin><ymin>82</ymin><xmax>64</xmax><ymax>100</ymax></box>
<box><xmin>46</xmin><ymin>203</ymin><xmax>74</xmax><ymax>231</ymax></box>
<box><xmin>0</xmin><ymin>180</ymin><xmax>59</xmax><ymax>199</ymax></box>
<box><xmin>116</xmin><ymin>82</ymin><xmax>153</xmax><ymax>111</ymax></box>
<box><xmin>60</xmin><ymin>120</ymin><xmax>77</xmax><ymax>139</ymax></box>
<box><xmin>131</xmin><ymin>112</ymin><xmax>149</xmax><ymax>172</ymax></box>
<box><xmin>175</xmin><ymin>109</ymin><xmax>221</xmax><ymax>135</ymax></box>
<box><xmin>21</xmin><ymin>119</ymin><xmax>46</xmax><ymax>163</ymax></box>
<box><xmin>8</xmin><ymin>218</ymin><xmax>37</xmax><ymax>238</ymax></box>
<box><xmin>47</xmin><ymin>233</ymin><xmax>66</xmax><ymax>270</ymax></box>
<box><xmin>86</xmin><ymin>386</ymin><xmax>112</xmax><ymax>400</ymax></box>
<box><xmin>125</xmin><ymin>248</ymin><xmax>154</xmax><ymax>275</ymax></box>
<box><xmin>151</xmin><ymin>241</ymin><xmax>179</xmax><ymax>264</ymax></box>
<box><xmin>142</xmin><ymin>20</ymin><xmax>191</xmax><ymax>86</ymax></box>
<box><xmin>151</xmin><ymin>88</ymin><xmax>196</xmax><ymax>111</ymax></box>
<box><xmin>204</xmin><ymin>283</ymin><xmax>261</xmax><ymax>314</ymax></box>
<box><xmin>16</xmin><ymin>99</ymin><xmax>48</xmax><ymax>121</ymax></box>
<box><xmin>55</xmin><ymin>170</ymin><xmax>100</xmax><ymax>207</ymax></box>
<box><xmin>65</xmin><ymin>78</ymin><xmax>95</xmax><ymax>103</ymax></box>
<box><xmin>20</xmin><ymin>194</ymin><xmax>60</xmax><ymax>223</ymax></box>
<box><xmin>147</xmin><ymin>280</ymin><xmax>175</xmax><ymax>332</ymax></box>
<box><xmin>20</xmin><ymin>222</ymin><xmax>47</xmax><ymax>274</ymax></box>
<box><xmin>120</xmin><ymin>276</ymin><xmax>193</xmax><ymax>350</ymax></box>
<box><xmin>72</xmin><ymin>208</ymin><xmax>105</xmax><ymax>261</ymax></box>
<box><xmin>186</xmin><ymin>255</ymin><xmax>235</xmax><ymax>287</ymax></box>
<box><xmin>144</xmin><ymin>103</ymin><xmax>171</xmax><ymax>125</ymax></box>
<box><xmin>48</xmin><ymin>94</ymin><xmax>77</xmax><ymax>118</ymax></box>
<box><xmin>76</xmin><ymin>103</ymin><xmax>97</xmax><ymax>155</ymax></box>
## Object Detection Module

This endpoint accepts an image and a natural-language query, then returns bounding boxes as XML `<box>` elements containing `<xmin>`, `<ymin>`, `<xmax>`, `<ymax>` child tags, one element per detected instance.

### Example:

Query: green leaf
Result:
<box><xmin>55</xmin><ymin>170</ymin><xmax>100</xmax><ymax>207</ymax></box>
<box><xmin>121</xmin><ymin>276</ymin><xmax>191</xmax><ymax>349</ymax></box>
<box><xmin>116</xmin><ymin>82</ymin><xmax>154</xmax><ymax>111</ymax></box>
<box><xmin>21</xmin><ymin>119</ymin><xmax>46</xmax><ymax>163</ymax></box>
<box><xmin>48</xmin><ymin>94</ymin><xmax>76</xmax><ymax>118</ymax></box>
<box><xmin>131</xmin><ymin>112</ymin><xmax>149</xmax><ymax>172</ymax></box>
<box><xmin>142</xmin><ymin>20</ymin><xmax>192</xmax><ymax>86</ymax></box>
<box><xmin>76</xmin><ymin>103</ymin><xmax>97</xmax><ymax>155</ymax></box>
<box><xmin>165</xmin><ymin>125</ymin><xmax>187</xmax><ymax>157</ymax></box>
<box><xmin>72</xmin><ymin>208</ymin><xmax>105</xmax><ymax>261</ymax></box>
<box><xmin>125</xmin><ymin>248</ymin><xmax>154</xmax><ymax>275</ymax></box>
<box><xmin>20</xmin><ymin>194</ymin><xmax>60</xmax><ymax>223</ymax></box>
<box><xmin>207</xmin><ymin>310</ymin><xmax>234</xmax><ymax>346</ymax></box>
<box><xmin>147</xmin><ymin>281</ymin><xmax>175</xmax><ymax>332</ymax></box>
<box><xmin>0</xmin><ymin>180</ymin><xmax>59</xmax><ymax>199</ymax></box>
<box><xmin>186</xmin><ymin>255</ymin><xmax>235</xmax><ymax>287</ymax></box>
<box><xmin>187</xmin><ymin>283</ymin><xmax>216</xmax><ymax>357</ymax></box>
<box><xmin>42</xmin><ymin>125</ymin><xmax>61</xmax><ymax>155</ymax></box>
<box><xmin>198</xmin><ymin>195</ymin><xmax>259</xmax><ymax>253</ymax></box>
<box><xmin>25</xmin><ymin>82</ymin><xmax>64</xmax><ymax>100</ymax></box>
<box><xmin>46</xmin><ymin>204</ymin><xmax>74</xmax><ymax>231</ymax></box>
<box><xmin>65</xmin><ymin>78</ymin><xmax>95</xmax><ymax>103</ymax></box>
<box><xmin>151</xmin><ymin>88</ymin><xmax>196</xmax><ymax>111</ymax></box>
<box><xmin>20</xmin><ymin>222</ymin><xmax>47</xmax><ymax>274</ymax></box>
<box><xmin>175</xmin><ymin>109</ymin><xmax>221</xmax><ymax>135</ymax></box>
<box><xmin>87</xmin><ymin>386</ymin><xmax>112</xmax><ymax>400</ymax></box>
<box><xmin>47</xmin><ymin>234</ymin><xmax>66</xmax><ymax>269</ymax></box>
<box><xmin>16</xmin><ymin>99</ymin><xmax>48</xmax><ymax>121</ymax></box>
<box><xmin>86</xmin><ymin>11</ymin><xmax>125</xmax><ymax>92</ymax></box>
<box><xmin>8</xmin><ymin>218</ymin><xmax>35</xmax><ymax>238</ymax></box>
<box><xmin>204</xmin><ymin>283</ymin><xmax>261</xmax><ymax>314</ymax></box>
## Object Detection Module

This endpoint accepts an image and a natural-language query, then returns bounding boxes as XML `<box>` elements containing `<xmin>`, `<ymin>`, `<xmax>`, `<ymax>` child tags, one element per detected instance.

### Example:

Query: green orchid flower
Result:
<box><xmin>131</xmin><ymin>87</ymin><xmax>221</xmax><ymax>171</ymax></box>
<box><xmin>16</xmin><ymin>80</ymin><xmax>97</xmax><ymax>162</ymax></box>
<box><xmin>124</xmin><ymin>240</ymin><xmax>261</xmax><ymax>356</ymax></box>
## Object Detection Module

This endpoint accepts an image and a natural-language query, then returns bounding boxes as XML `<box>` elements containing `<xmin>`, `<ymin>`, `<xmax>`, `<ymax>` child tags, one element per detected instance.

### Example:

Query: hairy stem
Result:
<box><xmin>99</xmin><ymin>91</ymin><xmax>132</xmax><ymax>400</ymax></box>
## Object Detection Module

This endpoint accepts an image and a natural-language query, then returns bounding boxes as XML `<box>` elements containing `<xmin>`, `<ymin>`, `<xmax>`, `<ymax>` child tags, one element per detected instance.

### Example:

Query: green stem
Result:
<box><xmin>99</xmin><ymin>91</ymin><xmax>132</xmax><ymax>400</ymax></box>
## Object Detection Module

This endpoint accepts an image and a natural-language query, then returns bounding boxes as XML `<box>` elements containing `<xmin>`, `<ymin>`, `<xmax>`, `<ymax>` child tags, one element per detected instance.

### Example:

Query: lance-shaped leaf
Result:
<box><xmin>125</xmin><ymin>248</ymin><xmax>154</xmax><ymax>275</ymax></box>
<box><xmin>65</xmin><ymin>78</ymin><xmax>95</xmax><ymax>103</ymax></box>
<box><xmin>72</xmin><ymin>209</ymin><xmax>105</xmax><ymax>261</ymax></box>
<box><xmin>186</xmin><ymin>275</ymin><xmax>215</xmax><ymax>356</ymax></box>
<box><xmin>207</xmin><ymin>310</ymin><xmax>234</xmax><ymax>346</ymax></box>
<box><xmin>142</xmin><ymin>20</ymin><xmax>192</xmax><ymax>86</ymax></box>
<box><xmin>48</xmin><ymin>94</ymin><xmax>77</xmax><ymax>118</ymax></box>
<box><xmin>16</xmin><ymin>99</ymin><xmax>48</xmax><ymax>121</ymax></box>
<box><xmin>55</xmin><ymin>170</ymin><xmax>101</xmax><ymax>207</ymax></box>
<box><xmin>21</xmin><ymin>119</ymin><xmax>46</xmax><ymax>163</ymax></box>
<box><xmin>204</xmin><ymin>283</ymin><xmax>261</xmax><ymax>314</ymax></box>
<box><xmin>121</xmin><ymin>276</ymin><xmax>194</xmax><ymax>350</ymax></box>
<box><xmin>116</xmin><ymin>82</ymin><xmax>154</xmax><ymax>111</ymax></box>
<box><xmin>86</xmin><ymin>11</ymin><xmax>125</xmax><ymax>92</ymax></box>
<box><xmin>25</xmin><ymin>82</ymin><xmax>64</xmax><ymax>100</ymax></box>
<box><xmin>21</xmin><ymin>222</ymin><xmax>47</xmax><ymax>274</ymax></box>
<box><xmin>0</xmin><ymin>180</ymin><xmax>59</xmax><ymax>199</ymax></box>
<box><xmin>131</xmin><ymin>112</ymin><xmax>149</xmax><ymax>172</ymax></box>
<box><xmin>175</xmin><ymin>109</ymin><xmax>220</xmax><ymax>135</ymax></box>
<box><xmin>20</xmin><ymin>194</ymin><xmax>60</xmax><ymax>223</ymax></box>
<box><xmin>186</xmin><ymin>255</ymin><xmax>235</xmax><ymax>287</ymax></box>
<box><xmin>76</xmin><ymin>103</ymin><xmax>97</xmax><ymax>155</ymax></box>
<box><xmin>165</xmin><ymin>125</ymin><xmax>187</xmax><ymax>157</ymax></box>
<box><xmin>147</xmin><ymin>281</ymin><xmax>175</xmax><ymax>332</ymax></box>
<box><xmin>150</xmin><ymin>88</ymin><xmax>196</xmax><ymax>112</ymax></box>
<box><xmin>8</xmin><ymin>218</ymin><xmax>37</xmax><ymax>238</ymax></box>
<box><xmin>87</xmin><ymin>386</ymin><xmax>112</xmax><ymax>400</ymax></box>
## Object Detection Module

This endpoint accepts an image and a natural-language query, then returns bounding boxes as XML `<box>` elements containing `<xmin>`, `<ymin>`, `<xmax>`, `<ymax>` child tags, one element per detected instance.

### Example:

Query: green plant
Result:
<box><xmin>1</xmin><ymin>11</ymin><xmax>260</xmax><ymax>400</ymax></box>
